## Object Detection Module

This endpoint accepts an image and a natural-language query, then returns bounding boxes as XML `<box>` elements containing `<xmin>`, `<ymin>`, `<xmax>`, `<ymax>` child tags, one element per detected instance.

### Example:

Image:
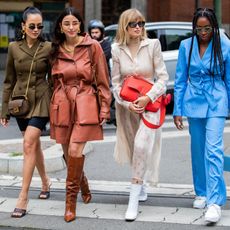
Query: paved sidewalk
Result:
<box><xmin>0</xmin><ymin>175</ymin><xmax>230</xmax><ymax>229</ymax></box>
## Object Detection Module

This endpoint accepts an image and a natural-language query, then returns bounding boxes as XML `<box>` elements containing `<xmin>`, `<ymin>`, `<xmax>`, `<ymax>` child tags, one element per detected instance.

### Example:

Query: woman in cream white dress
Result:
<box><xmin>111</xmin><ymin>8</ymin><xmax>169</xmax><ymax>221</ymax></box>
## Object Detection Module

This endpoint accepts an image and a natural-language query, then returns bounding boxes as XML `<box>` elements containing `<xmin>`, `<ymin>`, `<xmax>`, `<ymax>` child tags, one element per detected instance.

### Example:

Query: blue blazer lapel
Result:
<box><xmin>193</xmin><ymin>37</ymin><xmax>213</xmax><ymax>73</ymax></box>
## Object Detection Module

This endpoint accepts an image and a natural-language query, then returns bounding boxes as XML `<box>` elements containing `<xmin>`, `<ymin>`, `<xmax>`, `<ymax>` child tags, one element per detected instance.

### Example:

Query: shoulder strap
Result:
<box><xmin>87</xmin><ymin>46</ymin><xmax>99</xmax><ymax>96</ymax></box>
<box><xmin>87</xmin><ymin>46</ymin><xmax>97</xmax><ymax>86</ymax></box>
<box><xmin>12</xmin><ymin>42</ymin><xmax>41</xmax><ymax>98</ymax></box>
<box><xmin>140</xmin><ymin>94</ymin><xmax>171</xmax><ymax>129</ymax></box>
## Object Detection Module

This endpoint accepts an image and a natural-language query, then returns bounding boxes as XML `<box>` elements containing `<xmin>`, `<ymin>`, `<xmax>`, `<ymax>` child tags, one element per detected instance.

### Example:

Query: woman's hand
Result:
<box><xmin>128</xmin><ymin>95</ymin><xmax>151</xmax><ymax>114</ymax></box>
<box><xmin>174</xmin><ymin>116</ymin><xmax>184</xmax><ymax>130</ymax></box>
<box><xmin>134</xmin><ymin>95</ymin><xmax>151</xmax><ymax>108</ymax></box>
<box><xmin>0</xmin><ymin>118</ymin><xmax>9</xmax><ymax>127</ymax></box>
<box><xmin>99</xmin><ymin>118</ymin><xmax>107</xmax><ymax>126</ymax></box>
<box><xmin>128</xmin><ymin>102</ymin><xmax>144</xmax><ymax>114</ymax></box>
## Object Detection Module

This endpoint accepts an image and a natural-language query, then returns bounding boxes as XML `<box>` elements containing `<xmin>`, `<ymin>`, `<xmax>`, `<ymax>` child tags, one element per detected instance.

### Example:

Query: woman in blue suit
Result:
<box><xmin>173</xmin><ymin>8</ymin><xmax>230</xmax><ymax>224</ymax></box>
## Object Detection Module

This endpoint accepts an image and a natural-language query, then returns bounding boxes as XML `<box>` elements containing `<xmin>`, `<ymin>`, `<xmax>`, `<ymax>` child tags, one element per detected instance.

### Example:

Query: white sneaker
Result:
<box><xmin>205</xmin><ymin>204</ymin><xmax>221</xmax><ymax>223</ymax></box>
<box><xmin>193</xmin><ymin>196</ymin><xmax>206</xmax><ymax>209</ymax></box>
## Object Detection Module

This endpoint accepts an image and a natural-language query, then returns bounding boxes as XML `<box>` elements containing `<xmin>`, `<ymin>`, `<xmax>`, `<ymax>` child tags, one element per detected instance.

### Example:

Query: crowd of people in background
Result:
<box><xmin>1</xmin><ymin>4</ymin><xmax>230</xmax><ymax>226</ymax></box>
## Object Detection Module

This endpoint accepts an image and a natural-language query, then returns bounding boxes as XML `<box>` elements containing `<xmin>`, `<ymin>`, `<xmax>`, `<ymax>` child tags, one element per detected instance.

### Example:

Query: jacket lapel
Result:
<box><xmin>192</xmin><ymin>37</ymin><xmax>212</xmax><ymax>74</ymax></box>
<box><xmin>19</xmin><ymin>39</ymin><xmax>41</xmax><ymax>57</ymax></box>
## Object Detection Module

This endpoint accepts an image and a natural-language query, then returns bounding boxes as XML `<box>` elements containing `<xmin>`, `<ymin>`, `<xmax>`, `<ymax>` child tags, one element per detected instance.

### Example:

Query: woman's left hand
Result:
<box><xmin>99</xmin><ymin>118</ymin><xmax>107</xmax><ymax>126</ymax></box>
<box><xmin>133</xmin><ymin>95</ymin><xmax>151</xmax><ymax>109</ymax></box>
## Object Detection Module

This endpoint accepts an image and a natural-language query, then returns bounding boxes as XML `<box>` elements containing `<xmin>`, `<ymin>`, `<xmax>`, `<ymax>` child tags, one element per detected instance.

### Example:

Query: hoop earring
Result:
<box><xmin>60</xmin><ymin>28</ymin><xmax>64</xmax><ymax>33</ymax></box>
<box><xmin>77</xmin><ymin>28</ymin><xmax>81</xmax><ymax>34</ymax></box>
<box><xmin>21</xmin><ymin>30</ymin><xmax>25</xmax><ymax>39</ymax></box>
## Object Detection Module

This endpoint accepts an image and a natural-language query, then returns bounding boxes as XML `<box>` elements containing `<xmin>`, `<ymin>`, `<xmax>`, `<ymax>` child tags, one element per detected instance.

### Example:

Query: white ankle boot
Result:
<box><xmin>139</xmin><ymin>183</ymin><xmax>148</xmax><ymax>201</ymax></box>
<box><xmin>125</xmin><ymin>184</ymin><xmax>142</xmax><ymax>221</ymax></box>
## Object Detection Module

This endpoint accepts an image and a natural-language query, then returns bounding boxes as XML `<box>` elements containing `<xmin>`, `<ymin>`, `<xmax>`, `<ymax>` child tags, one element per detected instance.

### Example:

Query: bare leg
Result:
<box><xmin>14</xmin><ymin>126</ymin><xmax>42</xmax><ymax>212</ymax></box>
<box><xmin>35</xmin><ymin>145</ymin><xmax>51</xmax><ymax>197</ymax></box>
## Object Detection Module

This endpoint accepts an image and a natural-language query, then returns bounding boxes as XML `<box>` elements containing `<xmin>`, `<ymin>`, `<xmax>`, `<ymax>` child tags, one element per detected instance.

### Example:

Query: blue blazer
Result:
<box><xmin>173</xmin><ymin>35</ymin><xmax>230</xmax><ymax>118</ymax></box>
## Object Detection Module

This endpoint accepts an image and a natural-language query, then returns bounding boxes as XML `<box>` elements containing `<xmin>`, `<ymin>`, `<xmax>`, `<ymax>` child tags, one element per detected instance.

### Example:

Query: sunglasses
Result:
<box><xmin>196</xmin><ymin>26</ymin><xmax>212</xmax><ymax>34</ymax></box>
<box><xmin>128</xmin><ymin>21</ymin><xmax>145</xmax><ymax>28</ymax></box>
<box><xmin>28</xmin><ymin>24</ymin><xmax>44</xmax><ymax>30</ymax></box>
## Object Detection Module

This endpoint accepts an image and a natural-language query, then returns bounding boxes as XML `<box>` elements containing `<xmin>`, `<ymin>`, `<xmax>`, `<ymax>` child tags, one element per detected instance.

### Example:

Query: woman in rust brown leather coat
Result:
<box><xmin>50</xmin><ymin>7</ymin><xmax>111</xmax><ymax>222</ymax></box>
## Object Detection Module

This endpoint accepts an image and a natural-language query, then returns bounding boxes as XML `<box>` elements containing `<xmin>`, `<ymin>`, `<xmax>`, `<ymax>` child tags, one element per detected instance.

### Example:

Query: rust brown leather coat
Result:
<box><xmin>50</xmin><ymin>33</ymin><xmax>111</xmax><ymax>144</ymax></box>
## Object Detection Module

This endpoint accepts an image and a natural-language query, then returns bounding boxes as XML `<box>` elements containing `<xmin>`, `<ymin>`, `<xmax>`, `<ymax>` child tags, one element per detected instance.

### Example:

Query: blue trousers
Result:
<box><xmin>188</xmin><ymin>117</ymin><xmax>226</xmax><ymax>206</ymax></box>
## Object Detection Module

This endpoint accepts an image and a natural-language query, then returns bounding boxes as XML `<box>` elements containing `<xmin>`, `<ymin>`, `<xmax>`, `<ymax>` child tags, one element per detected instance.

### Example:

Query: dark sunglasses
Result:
<box><xmin>128</xmin><ymin>21</ymin><xmax>145</xmax><ymax>28</ymax></box>
<box><xmin>28</xmin><ymin>24</ymin><xmax>44</xmax><ymax>30</ymax></box>
<box><xmin>196</xmin><ymin>26</ymin><xmax>212</xmax><ymax>34</ymax></box>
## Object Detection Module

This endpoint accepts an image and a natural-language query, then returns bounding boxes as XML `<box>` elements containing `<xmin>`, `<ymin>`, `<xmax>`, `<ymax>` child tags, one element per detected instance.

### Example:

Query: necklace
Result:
<box><xmin>63</xmin><ymin>43</ymin><xmax>74</xmax><ymax>53</ymax></box>
<box><xmin>63</xmin><ymin>36</ymin><xmax>81</xmax><ymax>53</ymax></box>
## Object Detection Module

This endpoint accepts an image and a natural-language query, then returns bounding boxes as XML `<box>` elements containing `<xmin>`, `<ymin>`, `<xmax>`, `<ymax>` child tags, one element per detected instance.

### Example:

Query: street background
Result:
<box><xmin>1</xmin><ymin>69</ymin><xmax>230</xmax><ymax>230</ymax></box>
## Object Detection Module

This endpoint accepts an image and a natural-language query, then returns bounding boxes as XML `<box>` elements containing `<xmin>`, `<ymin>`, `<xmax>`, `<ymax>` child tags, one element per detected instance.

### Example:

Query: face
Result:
<box><xmin>127</xmin><ymin>20</ymin><xmax>145</xmax><ymax>39</ymax></box>
<box><xmin>22</xmin><ymin>14</ymin><xmax>43</xmax><ymax>40</ymax></box>
<box><xmin>196</xmin><ymin>17</ymin><xmax>213</xmax><ymax>42</ymax></box>
<box><xmin>60</xmin><ymin>14</ymin><xmax>81</xmax><ymax>39</ymax></box>
<box><xmin>90</xmin><ymin>28</ymin><xmax>102</xmax><ymax>41</ymax></box>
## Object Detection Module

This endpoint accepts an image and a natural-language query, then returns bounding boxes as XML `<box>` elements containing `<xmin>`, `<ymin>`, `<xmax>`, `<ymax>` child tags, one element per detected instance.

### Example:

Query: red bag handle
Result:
<box><xmin>140</xmin><ymin>94</ymin><xmax>171</xmax><ymax>129</ymax></box>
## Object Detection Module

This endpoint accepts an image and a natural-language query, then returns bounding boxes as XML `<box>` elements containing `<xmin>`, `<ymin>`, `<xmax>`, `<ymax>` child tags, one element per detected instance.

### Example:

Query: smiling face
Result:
<box><xmin>21</xmin><ymin>13</ymin><xmax>43</xmax><ymax>41</ymax></box>
<box><xmin>196</xmin><ymin>16</ymin><xmax>213</xmax><ymax>43</ymax></box>
<box><xmin>60</xmin><ymin>14</ymin><xmax>81</xmax><ymax>39</ymax></box>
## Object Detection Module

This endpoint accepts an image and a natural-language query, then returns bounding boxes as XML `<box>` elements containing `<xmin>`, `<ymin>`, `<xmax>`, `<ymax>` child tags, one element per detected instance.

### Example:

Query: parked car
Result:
<box><xmin>105</xmin><ymin>21</ymin><xmax>228</xmax><ymax>113</ymax></box>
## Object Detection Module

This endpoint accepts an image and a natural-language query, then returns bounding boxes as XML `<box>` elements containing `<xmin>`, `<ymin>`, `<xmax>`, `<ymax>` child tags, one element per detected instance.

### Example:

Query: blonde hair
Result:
<box><xmin>115</xmin><ymin>8</ymin><xmax>147</xmax><ymax>45</ymax></box>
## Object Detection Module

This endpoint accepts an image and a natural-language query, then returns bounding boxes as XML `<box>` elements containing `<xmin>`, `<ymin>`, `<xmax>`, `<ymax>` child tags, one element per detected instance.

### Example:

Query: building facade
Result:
<box><xmin>0</xmin><ymin>0</ymin><xmax>229</xmax><ymax>68</ymax></box>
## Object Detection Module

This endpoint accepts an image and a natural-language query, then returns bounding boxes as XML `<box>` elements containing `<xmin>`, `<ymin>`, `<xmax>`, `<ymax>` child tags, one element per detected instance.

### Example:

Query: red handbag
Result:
<box><xmin>120</xmin><ymin>75</ymin><xmax>171</xmax><ymax>129</ymax></box>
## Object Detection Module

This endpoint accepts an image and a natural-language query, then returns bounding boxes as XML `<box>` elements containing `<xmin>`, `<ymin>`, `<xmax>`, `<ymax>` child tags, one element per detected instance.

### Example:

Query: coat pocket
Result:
<box><xmin>50</xmin><ymin>87</ymin><xmax>71</xmax><ymax>127</ymax></box>
<box><xmin>76</xmin><ymin>94</ymin><xmax>99</xmax><ymax>125</ymax></box>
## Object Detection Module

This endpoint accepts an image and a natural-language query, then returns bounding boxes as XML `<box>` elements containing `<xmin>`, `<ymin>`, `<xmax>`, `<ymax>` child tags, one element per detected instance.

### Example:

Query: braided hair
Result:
<box><xmin>188</xmin><ymin>8</ymin><xmax>224</xmax><ymax>77</ymax></box>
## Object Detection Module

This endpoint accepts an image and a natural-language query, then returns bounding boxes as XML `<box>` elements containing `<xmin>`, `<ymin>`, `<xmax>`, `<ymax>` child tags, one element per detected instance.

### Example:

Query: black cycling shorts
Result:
<box><xmin>16</xmin><ymin>117</ymin><xmax>49</xmax><ymax>132</ymax></box>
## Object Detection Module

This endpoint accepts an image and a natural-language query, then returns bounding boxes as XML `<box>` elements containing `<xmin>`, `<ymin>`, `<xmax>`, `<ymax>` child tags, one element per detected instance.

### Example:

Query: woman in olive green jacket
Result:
<box><xmin>0</xmin><ymin>7</ymin><xmax>52</xmax><ymax>218</ymax></box>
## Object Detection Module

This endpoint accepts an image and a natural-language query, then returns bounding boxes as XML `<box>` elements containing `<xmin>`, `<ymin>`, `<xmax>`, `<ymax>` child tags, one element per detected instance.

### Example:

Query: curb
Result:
<box><xmin>0</xmin><ymin>137</ymin><xmax>93</xmax><ymax>174</ymax></box>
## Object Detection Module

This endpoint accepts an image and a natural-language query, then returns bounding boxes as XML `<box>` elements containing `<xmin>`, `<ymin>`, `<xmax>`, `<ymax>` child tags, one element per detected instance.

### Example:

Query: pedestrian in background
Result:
<box><xmin>88</xmin><ymin>19</ymin><xmax>111</xmax><ymax>73</ymax></box>
<box><xmin>173</xmin><ymin>8</ymin><xmax>230</xmax><ymax>223</ymax></box>
<box><xmin>88</xmin><ymin>19</ymin><xmax>116</xmax><ymax>126</ymax></box>
<box><xmin>49</xmin><ymin>7</ymin><xmax>111</xmax><ymax>222</ymax></box>
<box><xmin>0</xmin><ymin>7</ymin><xmax>52</xmax><ymax>218</ymax></box>
<box><xmin>111</xmin><ymin>8</ymin><xmax>169</xmax><ymax>221</ymax></box>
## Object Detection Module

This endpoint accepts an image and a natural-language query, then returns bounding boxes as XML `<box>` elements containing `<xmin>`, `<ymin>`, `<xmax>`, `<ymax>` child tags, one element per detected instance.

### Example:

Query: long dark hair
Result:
<box><xmin>15</xmin><ymin>6</ymin><xmax>44</xmax><ymax>41</ymax></box>
<box><xmin>50</xmin><ymin>7</ymin><xmax>85</xmax><ymax>64</ymax></box>
<box><xmin>188</xmin><ymin>8</ymin><xmax>224</xmax><ymax>77</ymax></box>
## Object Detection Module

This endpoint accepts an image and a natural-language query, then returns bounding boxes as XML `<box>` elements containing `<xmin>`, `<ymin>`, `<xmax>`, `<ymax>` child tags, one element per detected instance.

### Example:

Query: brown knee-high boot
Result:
<box><xmin>63</xmin><ymin>154</ymin><xmax>91</xmax><ymax>204</ymax></box>
<box><xmin>81</xmin><ymin>171</ymin><xmax>92</xmax><ymax>204</ymax></box>
<box><xmin>64</xmin><ymin>156</ymin><xmax>84</xmax><ymax>222</ymax></box>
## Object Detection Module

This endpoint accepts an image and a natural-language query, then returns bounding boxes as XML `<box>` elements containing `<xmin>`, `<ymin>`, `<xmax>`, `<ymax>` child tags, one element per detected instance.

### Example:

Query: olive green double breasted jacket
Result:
<box><xmin>1</xmin><ymin>39</ymin><xmax>52</xmax><ymax>119</ymax></box>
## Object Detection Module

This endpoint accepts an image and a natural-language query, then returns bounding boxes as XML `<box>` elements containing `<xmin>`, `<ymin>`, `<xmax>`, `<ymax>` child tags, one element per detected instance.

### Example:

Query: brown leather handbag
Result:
<box><xmin>8</xmin><ymin>96</ymin><xmax>30</xmax><ymax>117</ymax></box>
<box><xmin>76</xmin><ymin>94</ymin><xmax>100</xmax><ymax>125</ymax></box>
